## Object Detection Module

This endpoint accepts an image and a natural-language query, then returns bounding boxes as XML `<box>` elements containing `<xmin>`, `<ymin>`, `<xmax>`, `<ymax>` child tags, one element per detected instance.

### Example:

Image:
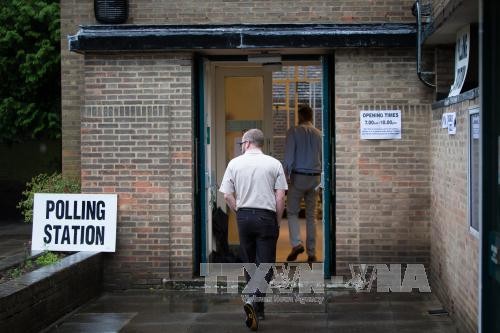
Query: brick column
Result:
<box><xmin>335</xmin><ymin>48</ymin><xmax>434</xmax><ymax>274</ymax></box>
<box><xmin>81</xmin><ymin>55</ymin><xmax>193</xmax><ymax>288</ymax></box>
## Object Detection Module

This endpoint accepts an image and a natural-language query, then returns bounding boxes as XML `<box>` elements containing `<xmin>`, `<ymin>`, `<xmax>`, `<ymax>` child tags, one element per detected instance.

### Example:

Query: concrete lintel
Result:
<box><xmin>69</xmin><ymin>23</ymin><xmax>416</xmax><ymax>53</ymax></box>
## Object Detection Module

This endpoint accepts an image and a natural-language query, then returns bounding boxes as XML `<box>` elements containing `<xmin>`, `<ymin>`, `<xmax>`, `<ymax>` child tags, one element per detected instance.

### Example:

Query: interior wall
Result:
<box><xmin>224</xmin><ymin>76</ymin><xmax>264</xmax><ymax>243</ymax></box>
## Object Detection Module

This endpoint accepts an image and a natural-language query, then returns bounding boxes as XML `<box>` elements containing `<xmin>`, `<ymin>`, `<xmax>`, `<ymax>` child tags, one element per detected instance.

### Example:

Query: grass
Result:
<box><xmin>0</xmin><ymin>251</ymin><xmax>63</xmax><ymax>284</ymax></box>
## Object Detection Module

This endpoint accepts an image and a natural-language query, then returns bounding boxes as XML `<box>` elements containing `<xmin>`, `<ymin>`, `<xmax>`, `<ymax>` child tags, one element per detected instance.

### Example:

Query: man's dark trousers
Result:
<box><xmin>237</xmin><ymin>208</ymin><xmax>279</xmax><ymax>315</ymax></box>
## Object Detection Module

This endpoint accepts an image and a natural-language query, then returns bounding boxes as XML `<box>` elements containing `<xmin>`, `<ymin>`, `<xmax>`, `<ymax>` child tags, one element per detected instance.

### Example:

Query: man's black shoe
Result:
<box><xmin>307</xmin><ymin>255</ymin><xmax>317</xmax><ymax>263</ymax></box>
<box><xmin>244</xmin><ymin>301</ymin><xmax>259</xmax><ymax>331</ymax></box>
<box><xmin>286</xmin><ymin>244</ymin><xmax>305</xmax><ymax>261</ymax></box>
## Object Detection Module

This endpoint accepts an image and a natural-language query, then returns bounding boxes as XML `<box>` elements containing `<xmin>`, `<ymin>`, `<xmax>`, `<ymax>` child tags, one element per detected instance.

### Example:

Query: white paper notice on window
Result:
<box><xmin>471</xmin><ymin>113</ymin><xmax>480</xmax><ymax>139</ymax></box>
<box><xmin>360</xmin><ymin>110</ymin><xmax>401</xmax><ymax>140</ymax></box>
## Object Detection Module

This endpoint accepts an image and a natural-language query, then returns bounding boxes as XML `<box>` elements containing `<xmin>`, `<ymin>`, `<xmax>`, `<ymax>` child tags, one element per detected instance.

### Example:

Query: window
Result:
<box><xmin>272</xmin><ymin>64</ymin><xmax>323</xmax><ymax>162</ymax></box>
<box><xmin>468</xmin><ymin>106</ymin><xmax>480</xmax><ymax>235</ymax></box>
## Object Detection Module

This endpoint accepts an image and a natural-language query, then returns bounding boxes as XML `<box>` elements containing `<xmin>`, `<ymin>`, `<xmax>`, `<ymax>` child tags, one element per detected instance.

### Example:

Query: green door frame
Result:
<box><xmin>322</xmin><ymin>54</ymin><xmax>336</xmax><ymax>278</ymax></box>
<box><xmin>194</xmin><ymin>54</ymin><xmax>336</xmax><ymax>278</ymax></box>
<box><xmin>194</xmin><ymin>56</ymin><xmax>207</xmax><ymax>271</ymax></box>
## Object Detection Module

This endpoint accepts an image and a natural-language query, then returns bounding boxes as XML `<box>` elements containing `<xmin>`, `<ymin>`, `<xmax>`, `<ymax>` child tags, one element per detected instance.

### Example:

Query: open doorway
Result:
<box><xmin>200</xmin><ymin>59</ymin><xmax>329</xmax><ymax>267</ymax></box>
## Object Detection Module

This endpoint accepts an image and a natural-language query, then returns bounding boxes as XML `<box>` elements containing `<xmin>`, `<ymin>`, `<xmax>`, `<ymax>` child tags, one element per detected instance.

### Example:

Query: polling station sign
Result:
<box><xmin>32</xmin><ymin>193</ymin><xmax>117</xmax><ymax>252</ymax></box>
<box><xmin>360</xmin><ymin>110</ymin><xmax>401</xmax><ymax>140</ymax></box>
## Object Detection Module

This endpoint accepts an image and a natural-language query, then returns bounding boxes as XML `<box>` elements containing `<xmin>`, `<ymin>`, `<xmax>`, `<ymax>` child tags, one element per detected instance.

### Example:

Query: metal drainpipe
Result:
<box><xmin>415</xmin><ymin>0</ymin><xmax>436</xmax><ymax>88</ymax></box>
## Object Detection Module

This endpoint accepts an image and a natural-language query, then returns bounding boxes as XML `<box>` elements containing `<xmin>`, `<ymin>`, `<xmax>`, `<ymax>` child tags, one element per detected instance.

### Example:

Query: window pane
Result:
<box><xmin>470</xmin><ymin>111</ymin><xmax>480</xmax><ymax>231</ymax></box>
<box><xmin>272</xmin><ymin>64</ymin><xmax>323</xmax><ymax>161</ymax></box>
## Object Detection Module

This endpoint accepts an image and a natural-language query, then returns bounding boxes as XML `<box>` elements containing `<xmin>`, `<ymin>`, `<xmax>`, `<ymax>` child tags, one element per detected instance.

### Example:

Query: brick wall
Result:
<box><xmin>81</xmin><ymin>54</ymin><xmax>193</xmax><ymax>288</ymax></box>
<box><xmin>335</xmin><ymin>48</ymin><xmax>434</xmax><ymax>275</ymax></box>
<box><xmin>61</xmin><ymin>1</ymin><xmax>95</xmax><ymax>178</ymax></box>
<box><xmin>430</xmin><ymin>0</ymin><xmax>453</xmax><ymax>19</ymax></box>
<box><xmin>61</xmin><ymin>0</ymin><xmax>417</xmax><ymax>179</ymax></box>
<box><xmin>435</xmin><ymin>46</ymin><xmax>455</xmax><ymax>100</ymax></box>
<box><xmin>127</xmin><ymin>0</ymin><xmax>416</xmax><ymax>24</ymax></box>
<box><xmin>430</xmin><ymin>97</ymin><xmax>479</xmax><ymax>333</ymax></box>
<box><xmin>0</xmin><ymin>253</ymin><xmax>102</xmax><ymax>332</ymax></box>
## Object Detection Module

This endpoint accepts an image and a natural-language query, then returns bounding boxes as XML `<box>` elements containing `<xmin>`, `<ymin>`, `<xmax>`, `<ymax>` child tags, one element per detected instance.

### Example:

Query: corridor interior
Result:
<box><xmin>275</xmin><ymin>217</ymin><xmax>324</xmax><ymax>262</ymax></box>
<box><xmin>207</xmin><ymin>62</ymin><xmax>325</xmax><ymax>263</ymax></box>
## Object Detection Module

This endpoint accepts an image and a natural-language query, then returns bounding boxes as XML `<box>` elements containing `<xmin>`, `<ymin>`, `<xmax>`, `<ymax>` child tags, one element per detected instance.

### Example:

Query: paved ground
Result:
<box><xmin>45</xmin><ymin>289</ymin><xmax>456</xmax><ymax>333</ymax></box>
<box><xmin>0</xmin><ymin>222</ymin><xmax>456</xmax><ymax>332</ymax></box>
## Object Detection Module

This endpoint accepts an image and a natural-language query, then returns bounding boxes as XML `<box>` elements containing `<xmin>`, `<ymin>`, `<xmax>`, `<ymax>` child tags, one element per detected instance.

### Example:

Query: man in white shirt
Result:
<box><xmin>220</xmin><ymin>128</ymin><xmax>288</xmax><ymax>331</ymax></box>
<box><xmin>283</xmin><ymin>104</ymin><xmax>322</xmax><ymax>263</ymax></box>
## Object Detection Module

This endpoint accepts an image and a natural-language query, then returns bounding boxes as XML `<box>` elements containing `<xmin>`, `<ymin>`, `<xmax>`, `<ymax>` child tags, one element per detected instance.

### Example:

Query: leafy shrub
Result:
<box><xmin>24</xmin><ymin>259</ymin><xmax>33</xmax><ymax>270</ymax></box>
<box><xmin>35</xmin><ymin>251</ymin><xmax>59</xmax><ymax>266</ymax></box>
<box><xmin>7</xmin><ymin>267</ymin><xmax>22</xmax><ymax>279</ymax></box>
<box><xmin>17</xmin><ymin>172</ymin><xmax>80</xmax><ymax>223</ymax></box>
<box><xmin>0</xmin><ymin>0</ymin><xmax>61</xmax><ymax>143</ymax></box>
<box><xmin>0</xmin><ymin>254</ymin><xmax>63</xmax><ymax>284</ymax></box>
<box><xmin>4</xmin><ymin>259</ymin><xmax>33</xmax><ymax>280</ymax></box>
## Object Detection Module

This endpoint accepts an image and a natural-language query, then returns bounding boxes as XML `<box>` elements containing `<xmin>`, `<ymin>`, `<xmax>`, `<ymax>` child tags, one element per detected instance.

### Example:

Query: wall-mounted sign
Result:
<box><xmin>449</xmin><ymin>25</ymin><xmax>470</xmax><ymax>97</ymax></box>
<box><xmin>441</xmin><ymin>113</ymin><xmax>449</xmax><ymax>128</ymax></box>
<box><xmin>32</xmin><ymin>193</ymin><xmax>117</xmax><ymax>252</ymax></box>
<box><xmin>471</xmin><ymin>112</ymin><xmax>480</xmax><ymax>139</ymax></box>
<box><xmin>442</xmin><ymin>112</ymin><xmax>457</xmax><ymax>135</ymax></box>
<box><xmin>360</xmin><ymin>110</ymin><xmax>401</xmax><ymax>140</ymax></box>
<box><xmin>448</xmin><ymin>113</ymin><xmax>457</xmax><ymax>135</ymax></box>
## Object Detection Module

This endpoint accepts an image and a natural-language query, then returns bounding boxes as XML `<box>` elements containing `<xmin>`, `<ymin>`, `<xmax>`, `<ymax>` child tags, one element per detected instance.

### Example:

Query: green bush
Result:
<box><xmin>7</xmin><ymin>267</ymin><xmax>23</xmax><ymax>279</ymax></box>
<box><xmin>17</xmin><ymin>172</ymin><xmax>80</xmax><ymax>223</ymax></box>
<box><xmin>35</xmin><ymin>251</ymin><xmax>59</xmax><ymax>266</ymax></box>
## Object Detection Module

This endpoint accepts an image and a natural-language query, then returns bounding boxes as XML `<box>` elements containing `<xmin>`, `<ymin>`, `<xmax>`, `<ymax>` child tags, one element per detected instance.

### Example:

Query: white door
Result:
<box><xmin>207</xmin><ymin>65</ymin><xmax>273</xmax><ymax>250</ymax></box>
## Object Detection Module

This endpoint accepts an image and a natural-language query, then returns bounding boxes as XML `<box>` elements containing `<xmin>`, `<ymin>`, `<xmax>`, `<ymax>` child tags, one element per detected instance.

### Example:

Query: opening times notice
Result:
<box><xmin>360</xmin><ymin>110</ymin><xmax>401</xmax><ymax>140</ymax></box>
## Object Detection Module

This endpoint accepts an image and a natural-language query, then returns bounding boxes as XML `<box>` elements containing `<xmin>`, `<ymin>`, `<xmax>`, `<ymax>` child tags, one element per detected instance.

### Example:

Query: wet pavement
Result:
<box><xmin>0</xmin><ymin>223</ymin><xmax>457</xmax><ymax>332</ymax></box>
<box><xmin>45</xmin><ymin>289</ymin><xmax>456</xmax><ymax>333</ymax></box>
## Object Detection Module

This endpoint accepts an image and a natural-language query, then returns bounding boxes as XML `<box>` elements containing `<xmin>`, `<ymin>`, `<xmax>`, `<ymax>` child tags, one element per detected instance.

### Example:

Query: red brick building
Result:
<box><xmin>62</xmin><ymin>1</ymin><xmax>480</xmax><ymax>331</ymax></box>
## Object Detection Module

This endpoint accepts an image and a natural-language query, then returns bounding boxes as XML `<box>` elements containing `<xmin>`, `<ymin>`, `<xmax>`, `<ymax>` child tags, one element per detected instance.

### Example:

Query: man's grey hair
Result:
<box><xmin>243</xmin><ymin>129</ymin><xmax>265</xmax><ymax>147</ymax></box>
